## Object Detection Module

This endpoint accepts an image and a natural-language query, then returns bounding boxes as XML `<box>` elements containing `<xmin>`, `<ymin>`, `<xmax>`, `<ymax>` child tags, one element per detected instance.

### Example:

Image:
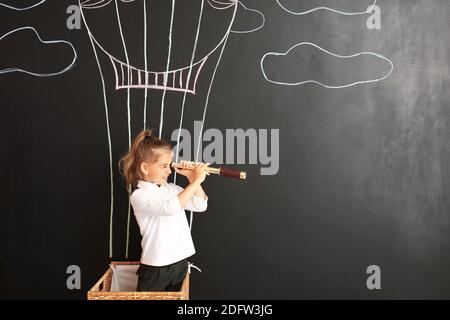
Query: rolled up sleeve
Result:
<box><xmin>172</xmin><ymin>184</ymin><xmax>208</xmax><ymax>212</ymax></box>
<box><xmin>130</xmin><ymin>190</ymin><xmax>182</xmax><ymax>216</ymax></box>
<box><xmin>185</xmin><ymin>194</ymin><xmax>208</xmax><ymax>212</ymax></box>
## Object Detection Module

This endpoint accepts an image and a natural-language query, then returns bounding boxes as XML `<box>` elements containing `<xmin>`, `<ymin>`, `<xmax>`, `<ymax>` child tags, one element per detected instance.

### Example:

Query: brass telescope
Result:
<box><xmin>171</xmin><ymin>162</ymin><xmax>247</xmax><ymax>180</ymax></box>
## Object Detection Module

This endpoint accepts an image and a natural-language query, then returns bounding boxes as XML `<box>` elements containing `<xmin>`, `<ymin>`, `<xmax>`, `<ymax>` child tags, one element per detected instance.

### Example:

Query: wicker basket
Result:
<box><xmin>87</xmin><ymin>261</ymin><xmax>189</xmax><ymax>300</ymax></box>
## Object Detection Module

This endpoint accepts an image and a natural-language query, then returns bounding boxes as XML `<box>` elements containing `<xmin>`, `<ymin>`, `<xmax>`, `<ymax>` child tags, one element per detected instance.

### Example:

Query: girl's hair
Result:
<box><xmin>118</xmin><ymin>129</ymin><xmax>173</xmax><ymax>192</ymax></box>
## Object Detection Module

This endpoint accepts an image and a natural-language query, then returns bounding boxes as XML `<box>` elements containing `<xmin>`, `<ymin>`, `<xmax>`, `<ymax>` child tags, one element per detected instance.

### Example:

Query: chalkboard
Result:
<box><xmin>1</xmin><ymin>0</ymin><xmax>450</xmax><ymax>299</ymax></box>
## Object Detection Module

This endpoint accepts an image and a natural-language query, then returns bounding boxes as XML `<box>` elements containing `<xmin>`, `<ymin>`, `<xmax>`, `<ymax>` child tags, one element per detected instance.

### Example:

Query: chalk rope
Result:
<box><xmin>80</xmin><ymin>0</ymin><xmax>262</xmax><ymax>260</ymax></box>
<box><xmin>188</xmin><ymin>262</ymin><xmax>202</xmax><ymax>274</ymax></box>
<box><xmin>79</xmin><ymin>3</ymin><xmax>115</xmax><ymax>258</ymax></box>
<box><xmin>174</xmin><ymin>0</ymin><xmax>206</xmax><ymax>187</ymax></box>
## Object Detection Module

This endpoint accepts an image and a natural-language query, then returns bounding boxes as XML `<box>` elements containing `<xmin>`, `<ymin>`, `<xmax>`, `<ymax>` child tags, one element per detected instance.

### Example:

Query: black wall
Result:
<box><xmin>1</xmin><ymin>0</ymin><xmax>450</xmax><ymax>299</ymax></box>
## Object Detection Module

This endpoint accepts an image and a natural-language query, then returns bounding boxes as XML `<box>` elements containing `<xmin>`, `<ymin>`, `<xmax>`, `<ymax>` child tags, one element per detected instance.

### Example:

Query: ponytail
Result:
<box><xmin>118</xmin><ymin>129</ymin><xmax>172</xmax><ymax>192</ymax></box>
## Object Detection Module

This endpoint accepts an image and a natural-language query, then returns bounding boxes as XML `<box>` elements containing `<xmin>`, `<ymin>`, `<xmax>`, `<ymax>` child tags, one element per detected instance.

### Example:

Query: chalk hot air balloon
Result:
<box><xmin>78</xmin><ymin>0</ymin><xmax>263</xmax><ymax>258</ymax></box>
<box><xmin>80</xmin><ymin>0</ymin><xmax>238</xmax><ymax>94</ymax></box>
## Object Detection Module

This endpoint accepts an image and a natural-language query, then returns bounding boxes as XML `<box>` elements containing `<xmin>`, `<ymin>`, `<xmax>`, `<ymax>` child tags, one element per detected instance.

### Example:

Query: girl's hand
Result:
<box><xmin>192</xmin><ymin>162</ymin><xmax>210</xmax><ymax>184</ymax></box>
<box><xmin>174</xmin><ymin>161</ymin><xmax>210</xmax><ymax>183</ymax></box>
<box><xmin>174</xmin><ymin>160</ymin><xmax>195</xmax><ymax>182</ymax></box>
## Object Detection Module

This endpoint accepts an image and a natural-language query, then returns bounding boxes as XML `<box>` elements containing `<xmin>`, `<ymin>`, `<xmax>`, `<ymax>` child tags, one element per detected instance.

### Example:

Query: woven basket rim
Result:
<box><xmin>87</xmin><ymin>261</ymin><xmax>189</xmax><ymax>300</ymax></box>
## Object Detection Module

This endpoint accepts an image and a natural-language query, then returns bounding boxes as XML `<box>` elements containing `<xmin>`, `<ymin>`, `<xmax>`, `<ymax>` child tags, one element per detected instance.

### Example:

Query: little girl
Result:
<box><xmin>118</xmin><ymin>129</ymin><xmax>209</xmax><ymax>291</ymax></box>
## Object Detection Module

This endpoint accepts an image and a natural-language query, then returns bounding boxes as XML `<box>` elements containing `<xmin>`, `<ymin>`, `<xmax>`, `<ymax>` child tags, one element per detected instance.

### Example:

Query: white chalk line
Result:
<box><xmin>114</xmin><ymin>0</ymin><xmax>133</xmax><ymax>258</ymax></box>
<box><xmin>261</xmin><ymin>42</ymin><xmax>394</xmax><ymax>89</ymax></box>
<box><xmin>260</xmin><ymin>42</ymin><xmax>393</xmax><ymax>89</ymax></box>
<box><xmin>0</xmin><ymin>27</ymin><xmax>77</xmax><ymax>77</ymax></box>
<box><xmin>207</xmin><ymin>0</ymin><xmax>236</xmax><ymax>11</ymax></box>
<box><xmin>80</xmin><ymin>0</ymin><xmax>111</xmax><ymax>9</ymax></box>
<box><xmin>191</xmin><ymin>3</ymin><xmax>238</xmax><ymax>231</ymax></box>
<box><xmin>231</xmin><ymin>1</ymin><xmax>265</xmax><ymax>34</ymax></box>
<box><xmin>143</xmin><ymin>0</ymin><xmax>149</xmax><ymax>129</ymax></box>
<box><xmin>262</xmin><ymin>2</ymin><xmax>393</xmax><ymax>89</ymax></box>
<box><xmin>276</xmin><ymin>0</ymin><xmax>377</xmax><ymax>16</ymax></box>
<box><xmin>159</xmin><ymin>0</ymin><xmax>176</xmax><ymax>139</ymax></box>
<box><xmin>0</xmin><ymin>0</ymin><xmax>45</xmax><ymax>11</ymax></box>
<box><xmin>80</xmin><ymin>5</ymin><xmax>115</xmax><ymax>258</ymax></box>
<box><xmin>174</xmin><ymin>0</ymin><xmax>205</xmax><ymax>188</ymax></box>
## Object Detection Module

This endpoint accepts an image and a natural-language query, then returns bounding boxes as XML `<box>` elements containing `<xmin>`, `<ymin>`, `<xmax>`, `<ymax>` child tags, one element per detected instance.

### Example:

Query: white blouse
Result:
<box><xmin>130</xmin><ymin>180</ymin><xmax>208</xmax><ymax>266</ymax></box>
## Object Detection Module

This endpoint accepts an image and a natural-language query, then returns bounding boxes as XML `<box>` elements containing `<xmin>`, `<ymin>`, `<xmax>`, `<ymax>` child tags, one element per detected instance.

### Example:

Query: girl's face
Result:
<box><xmin>141</xmin><ymin>149</ymin><xmax>173</xmax><ymax>185</ymax></box>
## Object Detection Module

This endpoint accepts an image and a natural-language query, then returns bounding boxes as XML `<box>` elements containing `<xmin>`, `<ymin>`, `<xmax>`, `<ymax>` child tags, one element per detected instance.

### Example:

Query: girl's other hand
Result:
<box><xmin>192</xmin><ymin>162</ymin><xmax>209</xmax><ymax>184</ymax></box>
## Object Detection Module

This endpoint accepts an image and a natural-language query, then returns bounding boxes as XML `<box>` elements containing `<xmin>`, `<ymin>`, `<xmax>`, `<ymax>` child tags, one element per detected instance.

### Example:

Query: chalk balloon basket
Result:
<box><xmin>87</xmin><ymin>261</ymin><xmax>189</xmax><ymax>300</ymax></box>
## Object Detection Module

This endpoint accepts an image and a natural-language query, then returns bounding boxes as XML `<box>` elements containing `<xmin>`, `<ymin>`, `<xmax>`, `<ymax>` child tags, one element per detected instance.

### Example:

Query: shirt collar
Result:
<box><xmin>137</xmin><ymin>180</ymin><xmax>165</xmax><ymax>190</ymax></box>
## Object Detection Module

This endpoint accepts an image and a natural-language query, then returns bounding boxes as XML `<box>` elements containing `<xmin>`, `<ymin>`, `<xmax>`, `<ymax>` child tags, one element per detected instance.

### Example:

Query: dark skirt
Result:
<box><xmin>136</xmin><ymin>259</ymin><xmax>188</xmax><ymax>292</ymax></box>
